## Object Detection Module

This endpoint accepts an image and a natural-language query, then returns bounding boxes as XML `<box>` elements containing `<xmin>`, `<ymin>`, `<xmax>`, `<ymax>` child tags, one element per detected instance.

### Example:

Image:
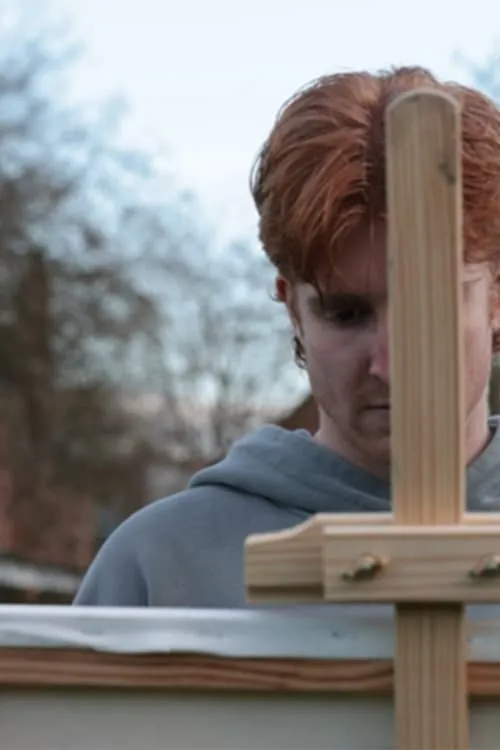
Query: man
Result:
<box><xmin>74</xmin><ymin>65</ymin><xmax>500</xmax><ymax>607</ymax></box>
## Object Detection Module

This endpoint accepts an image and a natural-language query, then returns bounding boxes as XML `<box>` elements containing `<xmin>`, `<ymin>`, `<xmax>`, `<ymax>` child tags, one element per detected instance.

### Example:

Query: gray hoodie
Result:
<box><xmin>73</xmin><ymin>419</ymin><xmax>500</xmax><ymax>607</ymax></box>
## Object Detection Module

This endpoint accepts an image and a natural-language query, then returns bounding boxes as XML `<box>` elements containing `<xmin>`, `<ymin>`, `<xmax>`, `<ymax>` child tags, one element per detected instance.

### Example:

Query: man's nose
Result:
<box><xmin>369</xmin><ymin>314</ymin><xmax>390</xmax><ymax>382</ymax></box>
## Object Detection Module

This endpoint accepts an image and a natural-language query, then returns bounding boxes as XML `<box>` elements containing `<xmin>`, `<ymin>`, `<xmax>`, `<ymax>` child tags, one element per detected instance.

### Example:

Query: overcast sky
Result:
<box><xmin>51</xmin><ymin>0</ymin><xmax>500</xmax><ymax>246</ymax></box>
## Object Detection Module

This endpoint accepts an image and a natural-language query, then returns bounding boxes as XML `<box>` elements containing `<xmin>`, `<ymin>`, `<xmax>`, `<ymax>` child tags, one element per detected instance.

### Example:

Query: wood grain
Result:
<box><xmin>245</xmin><ymin>513</ymin><xmax>500</xmax><ymax>604</ymax></box>
<box><xmin>0</xmin><ymin>649</ymin><xmax>500</xmax><ymax>697</ymax></box>
<box><xmin>245</xmin><ymin>514</ymin><xmax>326</xmax><ymax>602</ymax></box>
<box><xmin>323</xmin><ymin>525</ymin><xmax>500</xmax><ymax>603</ymax></box>
<box><xmin>245</xmin><ymin>513</ymin><xmax>395</xmax><ymax>603</ymax></box>
<box><xmin>387</xmin><ymin>89</ymin><xmax>465</xmax><ymax>525</ymax></box>
<box><xmin>386</xmin><ymin>88</ymin><xmax>467</xmax><ymax>749</ymax></box>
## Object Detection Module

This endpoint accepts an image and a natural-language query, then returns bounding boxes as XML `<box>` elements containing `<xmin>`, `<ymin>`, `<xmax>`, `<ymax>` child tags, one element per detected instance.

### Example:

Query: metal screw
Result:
<box><xmin>341</xmin><ymin>554</ymin><xmax>385</xmax><ymax>582</ymax></box>
<box><xmin>469</xmin><ymin>554</ymin><xmax>500</xmax><ymax>580</ymax></box>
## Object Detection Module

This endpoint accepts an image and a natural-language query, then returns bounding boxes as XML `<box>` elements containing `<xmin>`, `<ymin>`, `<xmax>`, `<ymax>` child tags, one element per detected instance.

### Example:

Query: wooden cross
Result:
<box><xmin>244</xmin><ymin>89</ymin><xmax>500</xmax><ymax>749</ymax></box>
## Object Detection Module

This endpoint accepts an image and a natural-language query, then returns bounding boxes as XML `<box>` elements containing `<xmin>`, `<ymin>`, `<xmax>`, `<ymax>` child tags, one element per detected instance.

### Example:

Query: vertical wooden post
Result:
<box><xmin>386</xmin><ymin>89</ymin><xmax>467</xmax><ymax>748</ymax></box>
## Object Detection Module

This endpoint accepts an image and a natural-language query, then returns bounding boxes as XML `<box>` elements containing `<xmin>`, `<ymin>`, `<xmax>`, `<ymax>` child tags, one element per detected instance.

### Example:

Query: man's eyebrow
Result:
<box><xmin>307</xmin><ymin>292</ymin><xmax>369</xmax><ymax>310</ymax></box>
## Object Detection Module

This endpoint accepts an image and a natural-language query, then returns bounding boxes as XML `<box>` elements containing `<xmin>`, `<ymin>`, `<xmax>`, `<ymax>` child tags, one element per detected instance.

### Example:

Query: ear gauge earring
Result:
<box><xmin>293</xmin><ymin>334</ymin><xmax>306</xmax><ymax>369</ymax></box>
<box><xmin>493</xmin><ymin>329</ymin><xmax>500</xmax><ymax>352</ymax></box>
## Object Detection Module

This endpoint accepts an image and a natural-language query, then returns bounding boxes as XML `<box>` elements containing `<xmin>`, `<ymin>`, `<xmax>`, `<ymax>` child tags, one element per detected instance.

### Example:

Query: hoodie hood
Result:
<box><xmin>192</xmin><ymin>425</ymin><xmax>390</xmax><ymax>514</ymax></box>
<box><xmin>189</xmin><ymin>417</ymin><xmax>500</xmax><ymax>515</ymax></box>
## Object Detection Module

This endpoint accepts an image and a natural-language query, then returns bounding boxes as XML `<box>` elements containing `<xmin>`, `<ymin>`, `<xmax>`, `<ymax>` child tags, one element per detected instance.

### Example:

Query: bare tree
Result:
<box><xmin>0</xmin><ymin>8</ymin><xmax>304</xmax><ymax>565</ymax></box>
<box><xmin>0</xmin><ymin>18</ymin><xmax>194</xmax><ymax>555</ymax></box>
<box><xmin>150</xmin><ymin>244</ymin><xmax>303</xmax><ymax>467</ymax></box>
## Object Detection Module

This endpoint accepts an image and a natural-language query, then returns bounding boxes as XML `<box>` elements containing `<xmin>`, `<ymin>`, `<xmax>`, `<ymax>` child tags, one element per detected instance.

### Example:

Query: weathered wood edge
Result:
<box><xmin>1</xmin><ymin>648</ymin><xmax>500</xmax><ymax>696</ymax></box>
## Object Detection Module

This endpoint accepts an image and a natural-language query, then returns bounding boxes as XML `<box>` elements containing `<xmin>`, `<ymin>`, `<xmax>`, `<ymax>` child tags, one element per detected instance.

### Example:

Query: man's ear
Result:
<box><xmin>275</xmin><ymin>276</ymin><xmax>300</xmax><ymax>324</ymax></box>
<box><xmin>276</xmin><ymin>275</ymin><xmax>301</xmax><ymax>313</ymax></box>
<box><xmin>275</xmin><ymin>275</ymin><xmax>289</xmax><ymax>304</ymax></box>
<box><xmin>493</xmin><ymin>287</ymin><xmax>500</xmax><ymax>330</ymax></box>
<box><xmin>490</xmin><ymin>268</ymin><xmax>500</xmax><ymax>352</ymax></box>
<box><xmin>276</xmin><ymin>276</ymin><xmax>307</xmax><ymax>368</ymax></box>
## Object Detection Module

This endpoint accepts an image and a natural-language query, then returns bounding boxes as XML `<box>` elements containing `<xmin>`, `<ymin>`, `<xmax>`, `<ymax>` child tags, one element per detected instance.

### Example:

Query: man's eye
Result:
<box><xmin>325</xmin><ymin>305</ymin><xmax>372</xmax><ymax>327</ymax></box>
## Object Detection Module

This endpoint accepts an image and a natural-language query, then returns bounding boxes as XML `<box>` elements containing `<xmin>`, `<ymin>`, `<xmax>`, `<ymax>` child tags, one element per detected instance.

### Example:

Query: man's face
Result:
<box><xmin>279</xmin><ymin>226</ymin><xmax>499</xmax><ymax>477</ymax></box>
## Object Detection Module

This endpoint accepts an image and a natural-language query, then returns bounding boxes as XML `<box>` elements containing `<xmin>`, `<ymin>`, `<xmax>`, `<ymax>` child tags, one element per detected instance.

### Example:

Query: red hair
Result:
<box><xmin>250</xmin><ymin>66</ymin><xmax>500</xmax><ymax>287</ymax></box>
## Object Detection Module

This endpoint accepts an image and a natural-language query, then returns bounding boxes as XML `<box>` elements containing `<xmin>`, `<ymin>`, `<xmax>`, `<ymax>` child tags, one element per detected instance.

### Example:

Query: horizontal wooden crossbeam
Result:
<box><xmin>245</xmin><ymin>513</ymin><xmax>500</xmax><ymax>603</ymax></box>
<box><xmin>323</xmin><ymin>525</ymin><xmax>500</xmax><ymax>603</ymax></box>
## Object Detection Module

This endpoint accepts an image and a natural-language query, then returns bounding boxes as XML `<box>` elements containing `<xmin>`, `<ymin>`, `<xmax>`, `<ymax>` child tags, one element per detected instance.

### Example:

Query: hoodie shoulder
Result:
<box><xmin>73</xmin><ymin>482</ymin><xmax>304</xmax><ymax>608</ymax></box>
<box><xmin>73</xmin><ymin>486</ymin><xmax>230</xmax><ymax>607</ymax></box>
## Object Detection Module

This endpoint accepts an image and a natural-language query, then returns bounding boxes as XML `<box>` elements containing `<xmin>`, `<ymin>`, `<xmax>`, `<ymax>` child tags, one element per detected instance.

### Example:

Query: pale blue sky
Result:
<box><xmin>52</xmin><ymin>0</ymin><xmax>499</xmax><ymax>245</ymax></box>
